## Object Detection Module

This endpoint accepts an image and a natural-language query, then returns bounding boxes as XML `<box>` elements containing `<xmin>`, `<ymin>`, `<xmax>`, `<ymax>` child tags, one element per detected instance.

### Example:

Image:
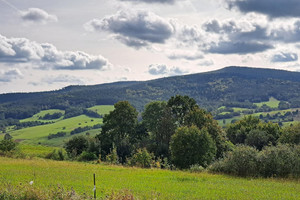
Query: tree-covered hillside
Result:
<box><xmin>2</xmin><ymin>66</ymin><xmax>300</xmax><ymax>120</ymax></box>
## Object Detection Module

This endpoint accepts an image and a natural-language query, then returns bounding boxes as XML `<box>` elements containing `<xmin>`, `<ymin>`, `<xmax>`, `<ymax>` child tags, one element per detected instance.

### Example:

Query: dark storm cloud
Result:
<box><xmin>85</xmin><ymin>10</ymin><xmax>174</xmax><ymax>48</ymax></box>
<box><xmin>119</xmin><ymin>0</ymin><xmax>175</xmax><ymax>4</ymax></box>
<box><xmin>271</xmin><ymin>52</ymin><xmax>298</xmax><ymax>62</ymax></box>
<box><xmin>0</xmin><ymin>35</ymin><xmax>111</xmax><ymax>70</ymax></box>
<box><xmin>207</xmin><ymin>41</ymin><xmax>273</xmax><ymax>54</ymax></box>
<box><xmin>227</xmin><ymin>0</ymin><xmax>300</xmax><ymax>18</ymax></box>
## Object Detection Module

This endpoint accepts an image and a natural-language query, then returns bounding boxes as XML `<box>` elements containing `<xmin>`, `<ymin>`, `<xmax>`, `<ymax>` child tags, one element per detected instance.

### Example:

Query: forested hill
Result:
<box><xmin>2</xmin><ymin>66</ymin><xmax>300</xmax><ymax>119</ymax></box>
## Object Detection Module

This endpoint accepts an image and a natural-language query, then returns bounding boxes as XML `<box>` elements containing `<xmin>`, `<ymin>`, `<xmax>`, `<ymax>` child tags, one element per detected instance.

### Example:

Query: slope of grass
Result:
<box><xmin>254</xmin><ymin>97</ymin><xmax>280</xmax><ymax>108</ymax></box>
<box><xmin>9</xmin><ymin>115</ymin><xmax>102</xmax><ymax>146</ymax></box>
<box><xmin>0</xmin><ymin>157</ymin><xmax>299</xmax><ymax>200</ymax></box>
<box><xmin>20</xmin><ymin>109</ymin><xmax>65</xmax><ymax>123</ymax></box>
<box><xmin>88</xmin><ymin>105</ymin><xmax>114</xmax><ymax>116</ymax></box>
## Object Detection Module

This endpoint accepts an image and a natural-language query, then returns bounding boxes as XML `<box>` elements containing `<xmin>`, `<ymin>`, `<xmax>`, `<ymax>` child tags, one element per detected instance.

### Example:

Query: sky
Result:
<box><xmin>1</xmin><ymin>0</ymin><xmax>300</xmax><ymax>93</ymax></box>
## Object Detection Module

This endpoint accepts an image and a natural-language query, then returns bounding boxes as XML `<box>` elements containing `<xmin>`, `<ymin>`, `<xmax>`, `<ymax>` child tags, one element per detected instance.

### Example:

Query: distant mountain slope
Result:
<box><xmin>2</xmin><ymin>66</ymin><xmax>300</xmax><ymax>119</ymax></box>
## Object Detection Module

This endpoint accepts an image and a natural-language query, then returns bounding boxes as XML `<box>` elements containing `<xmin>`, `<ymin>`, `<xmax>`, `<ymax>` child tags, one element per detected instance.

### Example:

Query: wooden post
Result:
<box><xmin>93</xmin><ymin>173</ymin><xmax>96</xmax><ymax>199</ymax></box>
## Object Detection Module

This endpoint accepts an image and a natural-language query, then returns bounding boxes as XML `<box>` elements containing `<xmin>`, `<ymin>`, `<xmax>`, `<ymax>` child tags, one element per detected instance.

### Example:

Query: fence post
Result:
<box><xmin>93</xmin><ymin>173</ymin><xmax>96</xmax><ymax>199</ymax></box>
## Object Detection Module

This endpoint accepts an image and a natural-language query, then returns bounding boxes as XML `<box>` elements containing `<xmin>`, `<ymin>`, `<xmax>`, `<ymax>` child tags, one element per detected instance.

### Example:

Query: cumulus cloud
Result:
<box><xmin>21</xmin><ymin>8</ymin><xmax>57</xmax><ymax>23</ymax></box>
<box><xmin>0</xmin><ymin>34</ymin><xmax>111</xmax><ymax>70</ymax></box>
<box><xmin>119</xmin><ymin>0</ymin><xmax>175</xmax><ymax>4</ymax></box>
<box><xmin>207</xmin><ymin>41</ymin><xmax>273</xmax><ymax>54</ymax></box>
<box><xmin>271</xmin><ymin>52</ymin><xmax>298</xmax><ymax>62</ymax></box>
<box><xmin>226</xmin><ymin>0</ymin><xmax>300</xmax><ymax>18</ymax></box>
<box><xmin>202</xmin><ymin>19</ymin><xmax>238</xmax><ymax>34</ymax></box>
<box><xmin>167</xmin><ymin>51</ymin><xmax>204</xmax><ymax>60</ymax></box>
<box><xmin>270</xmin><ymin>21</ymin><xmax>300</xmax><ymax>43</ymax></box>
<box><xmin>0</xmin><ymin>68</ymin><xmax>23</xmax><ymax>82</ymax></box>
<box><xmin>85</xmin><ymin>10</ymin><xmax>174</xmax><ymax>48</ymax></box>
<box><xmin>148</xmin><ymin>64</ymin><xmax>187</xmax><ymax>76</ymax></box>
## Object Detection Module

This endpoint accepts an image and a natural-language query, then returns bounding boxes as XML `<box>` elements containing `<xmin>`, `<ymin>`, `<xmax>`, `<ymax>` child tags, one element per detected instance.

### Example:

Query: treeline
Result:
<box><xmin>62</xmin><ymin>95</ymin><xmax>300</xmax><ymax>178</ymax></box>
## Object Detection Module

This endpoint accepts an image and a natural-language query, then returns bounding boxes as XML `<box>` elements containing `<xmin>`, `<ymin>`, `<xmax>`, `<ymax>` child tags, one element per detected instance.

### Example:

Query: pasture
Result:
<box><xmin>0</xmin><ymin>157</ymin><xmax>299</xmax><ymax>199</ymax></box>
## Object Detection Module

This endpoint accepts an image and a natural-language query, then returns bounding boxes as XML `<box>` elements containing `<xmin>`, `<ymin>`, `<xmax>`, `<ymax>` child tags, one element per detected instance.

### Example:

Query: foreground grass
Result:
<box><xmin>0</xmin><ymin>157</ymin><xmax>299</xmax><ymax>200</ymax></box>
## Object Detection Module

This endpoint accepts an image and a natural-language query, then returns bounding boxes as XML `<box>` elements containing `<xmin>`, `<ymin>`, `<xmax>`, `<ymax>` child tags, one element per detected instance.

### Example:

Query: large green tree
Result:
<box><xmin>142</xmin><ymin>101</ymin><xmax>175</xmax><ymax>157</ymax></box>
<box><xmin>97</xmin><ymin>101</ymin><xmax>138</xmax><ymax>162</ymax></box>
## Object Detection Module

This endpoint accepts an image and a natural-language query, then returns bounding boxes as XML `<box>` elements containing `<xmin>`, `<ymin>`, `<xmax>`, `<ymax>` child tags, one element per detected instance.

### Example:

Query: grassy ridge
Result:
<box><xmin>20</xmin><ymin>109</ymin><xmax>65</xmax><ymax>123</ymax></box>
<box><xmin>0</xmin><ymin>157</ymin><xmax>299</xmax><ymax>200</ymax></box>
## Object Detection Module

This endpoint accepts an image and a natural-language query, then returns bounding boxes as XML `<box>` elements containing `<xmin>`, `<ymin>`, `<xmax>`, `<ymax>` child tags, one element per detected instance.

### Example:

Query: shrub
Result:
<box><xmin>77</xmin><ymin>151</ymin><xmax>97</xmax><ymax>161</ymax></box>
<box><xmin>0</xmin><ymin>139</ymin><xmax>17</xmax><ymax>153</ymax></box>
<box><xmin>170</xmin><ymin>126</ymin><xmax>216</xmax><ymax>169</ymax></box>
<box><xmin>106</xmin><ymin>146</ymin><xmax>119</xmax><ymax>164</ymax></box>
<box><xmin>189</xmin><ymin>164</ymin><xmax>205</xmax><ymax>173</ymax></box>
<box><xmin>209</xmin><ymin>145</ymin><xmax>259</xmax><ymax>177</ymax></box>
<box><xmin>45</xmin><ymin>149</ymin><xmax>67</xmax><ymax>161</ymax></box>
<box><xmin>64</xmin><ymin>136</ymin><xmax>88</xmax><ymax>158</ymax></box>
<box><xmin>128</xmin><ymin>148</ymin><xmax>154</xmax><ymax>168</ymax></box>
<box><xmin>258</xmin><ymin>144</ymin><xmax>300</xmax><ymax>178</ymax></box>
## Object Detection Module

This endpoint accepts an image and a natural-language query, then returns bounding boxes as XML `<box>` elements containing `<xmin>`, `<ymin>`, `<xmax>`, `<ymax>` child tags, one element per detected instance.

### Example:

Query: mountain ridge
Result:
<box><xmin>2</xmin><ymin>66</ymin><xmax>300</xmax><ymax>119</ymax></box>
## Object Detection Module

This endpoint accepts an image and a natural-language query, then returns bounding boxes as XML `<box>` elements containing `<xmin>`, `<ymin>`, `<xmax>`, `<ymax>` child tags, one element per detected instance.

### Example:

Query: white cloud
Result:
<box><xmin>0</xmin><ymin>68</ymin><xmax>23</xmax><ymax>82</ymax></box>
<box><xmin>21</xmin><ymin>8</ymin><xmax>58</xmax><ymax>24</ymax></box>
<box><xmin>0</xmin><ymin>34</ymin><xmax>111</xmax><ymax>70</ymax></box>
<box><xmin>148</xmin><ymin>64</ymin><xmax>188</xmax><ymax>75</ymax></box>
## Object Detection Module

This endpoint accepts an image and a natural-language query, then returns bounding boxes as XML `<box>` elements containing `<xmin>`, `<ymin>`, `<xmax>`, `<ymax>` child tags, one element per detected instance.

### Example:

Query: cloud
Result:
<box><xmin>21</xmin><ymin>8</ymin><xmax>57</xmax><ymax>23</ymax></box>
<box><xmin>148</xmin><ymin>64</ymin><xmax>168</xmax><ymax>75</ymax></box>
<box><xmin>271</xmin><ymin>52</ymin><xmax>298</xmax><ymax>62</ymax></box>
<box><xmin>85</xmin><ymin>10</ymin><xmax>174</xmax><ymax>48</ymax></box>
<box><xmin>198</xmin><ymin>60</ymin><xmax>214</xmax><ymax>66</ymax></box>
<box><xmin>118</xmin><ymin>0</ymin><xmax>175</xmax><ymax>4</ymax></box>
<box><xmin>41</xmin><ymin>74</ymin><xmax>85</xmax><ymax>85</ymax></box>
<box><xmin>167</xmin><ymin>51</ymin><xmax>204</xmax><ymax>60</ymax></box>
<box><xmin>270</xmin><ymin>21</ymin><xmax>300</xmax><ymax>43</ymax></box>
<box><xmin>226</xmin><ymin>0</ymin><xmax>300</xmax><ymax>18</ymax></box>
<box><xmin>0</xmin><ymin>34</ymin><xmax>111</xmax><ymax>70</ymax></box>
<box><xmin>148</xmin><ymin>64</ymin><xmax>187</xmax><ymax>75</ymax></box>
<box><xmin>202</xmin><ymin>19</ymin><xmax>238</xmax><ymax>34</ymax></box>
<box><xmin>207</xmin><ymin>41</ymin><xmax>273</xmax><ymax>54</ymax></box>
<box><xmin>0</xmin><ymin>68</ymin><xmax>23</xmax><ymax>82</ymax></box>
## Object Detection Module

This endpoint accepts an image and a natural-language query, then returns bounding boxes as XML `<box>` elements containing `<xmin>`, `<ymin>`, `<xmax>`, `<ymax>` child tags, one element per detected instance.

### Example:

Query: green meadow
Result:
<box><xmin>254</xmin><ymin>97</ymin><xmax>280</xmax><ymax>108</ymax></box>
<box><xmin>0</xmin><ymin>157</ymin><xmax>299</xmax><ymax>200</ymax></box>
<box><xmin>2</xmin><ymin>105</ymin><xmax>114</xmax><ymax>147</ymax></box>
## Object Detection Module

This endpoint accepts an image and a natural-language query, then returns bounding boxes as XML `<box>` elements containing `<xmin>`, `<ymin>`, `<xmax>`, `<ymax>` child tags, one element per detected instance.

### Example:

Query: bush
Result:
<box><xmin>0</xmin><ymin>139</ymin><xmax>17</xmax><ymax>153</ymax></box>
<box><xmin>209</xmin><ymin>144</ymin><xmax>300</xmax><ymax>178</ymax></box>
<box><xmin>77</xmin><ymin>151</ymin><xmax>97</xmax><ymax>161</ymax></box>
<box><xmin>45</xmin><ymin>149</ymin><xmax>67</xmax><ymax>161</ymax></box>
<box><xmin>258</xmin><ymin>144</ymin><xmax>300</xmax><ymax>178</ymax></box>
<box><xmin>170</xmin><ymin>126</ymin><xmax>216</xmax><ymax>169</ymax></box>
<box><xmin>189</xmin><ymin>164</ymin><xmax>205</xmax><ymax>173</ymax></box>
<box><xmin>128</xmin><ymin>148</ymin><xmax>154</xmax><ymax>168</ymax></box>
<box><xmin>64</xmin><ymin>136</ymin><xmax>88</xmax><ymax>158</ymax></box>
<box><xmin>209</xmin><ymin>145</ymin><xmax>259</xmax><ymax>177</ymax></box>
<box><xmin>106</xmin><ymin>146</ymin><xmax>119</xmax><ymax>164</ymax></box>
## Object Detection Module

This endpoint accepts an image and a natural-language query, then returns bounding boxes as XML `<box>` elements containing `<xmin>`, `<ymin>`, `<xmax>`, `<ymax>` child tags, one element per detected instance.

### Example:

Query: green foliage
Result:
<box><xmin>258</xmin><ymin>144</ymin><xmax>300</xmax><ymax>178</ymax></box>
<box><xmin>170</xmin><ymin>126</ymin><xmax>216</xmax><ymax>169</ymax></box>
<box><xmin>98</xmin><ymin>101</ymin><xmax>138</xmax><ymax>162</ymax></box>
<box><xmin>45</xmin><ymin>149</ymin><xmax>67</xmax><ymax>161</ymax></box>
<box><xmin>0</xmin><ymin>139</ymin><xmax>17</xmax><ymax>153</ymax></box>
<box><xmin>280</xmin><ymin>122</ymin><xmax>300</xmax><ymax>144</ymax></box>
<box><xmin>128</xmin><ymin>148</ymin><xmax>154</xmax><ymax>168</ymax></box>
<box><xmin>64</xmin><ymin>136</ymin><xmax>88</xmax><ymax>158</ymax></box>
<box><xmin>106</xmin><ymin>146</ymin><xmax>119</xmax><ymax>164</ymax></box>
<box><xmin>77</xmin><ymin>151</ymin><xmax>97</xmax><ymax>161</ymax></box>
<box><xmin>226</xmin><ymin>116</ymin><xmax>281</xmax><ymax>150</ymax></box>
<box><xmin>209</xmin><ymin>144</ymin><xmax>300</xmax><ymax>178</ymax></box>
<box><xmin>167</xmin><ymin>95</ymin><xmax>198</xmax><ymax>126</ymax></box>
<box><xmin>189</xmin><ymin>164</ymin><xmax>205</xmax><ymax>173</ymax></box>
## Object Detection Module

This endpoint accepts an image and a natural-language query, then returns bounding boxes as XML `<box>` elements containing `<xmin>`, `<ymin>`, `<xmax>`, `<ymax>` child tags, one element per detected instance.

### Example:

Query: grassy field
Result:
<box><xmin>8</xmin><ymin>115</ymin><xmax>102</xmax><ymax>146</ymax></box>
<box><xmin>20</xmin><ymin>109</ymin><xmax>65</xmax><ymax>123</ymax></box>
<box><xmin>254</xmin><ymin>97</ymin><xmax>280</xmax><ymax>108</ymax></box>
<box><xmin>0</xmin><ymin>157</ymin><xmax>299</xmax><ymax>200</ymax></box>
<box><xmin>1</xmin><ymin>105</ymin><xmax>114</xmax><ymax>147</ymax></box>
<box><xmin>88</xmin><ymin>105</ymin><xmax>114</xmax><ymax>116</ymax></box>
